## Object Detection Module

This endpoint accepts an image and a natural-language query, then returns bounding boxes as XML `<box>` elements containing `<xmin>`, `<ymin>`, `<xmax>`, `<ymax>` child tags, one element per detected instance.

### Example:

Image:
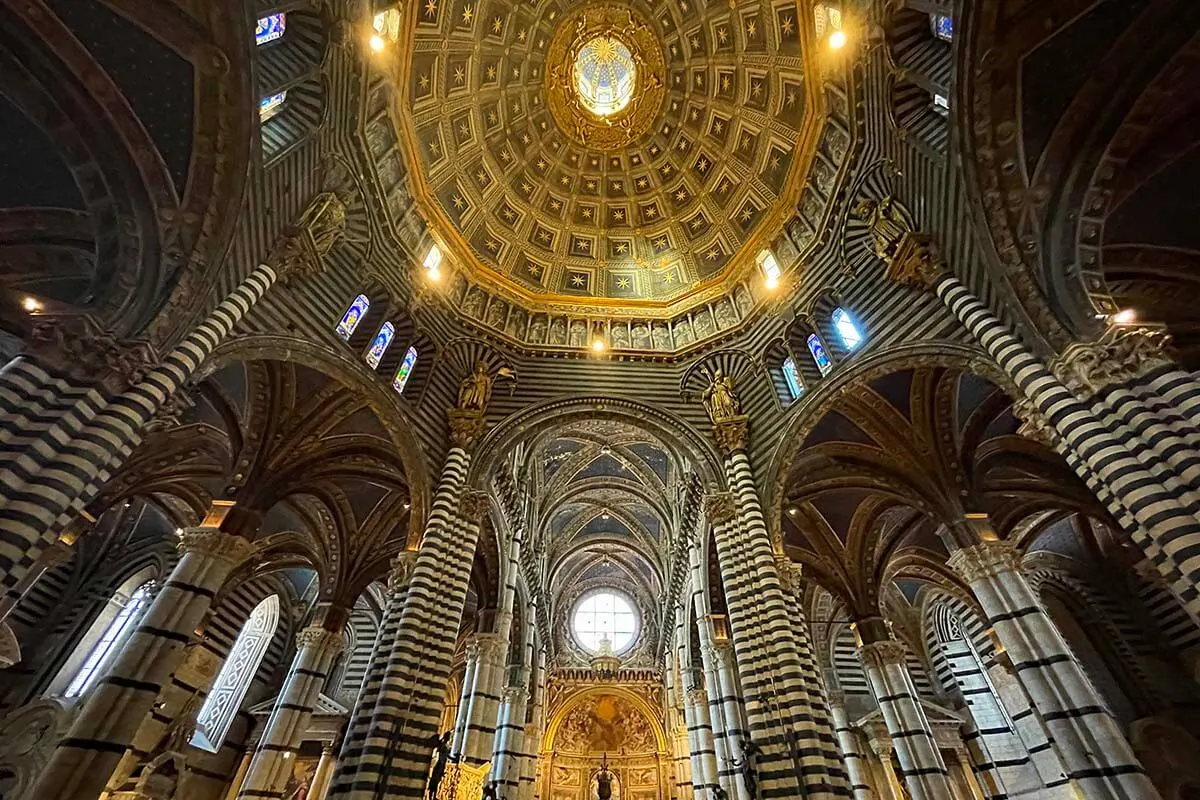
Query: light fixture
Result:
<box><xmin>764</xmin><ymin>274</ymin><xmax>779</xmax><ymax>291</ymax></box>
<box><xmin>175</xmin><ymin>528</ymin><xmax>184</xmax><ymax>535</ymax></box>
<box><xmin>423</xmin><ymin>244</ymin><xmax>443</xmax><ymax>282</ymax></box>
<box><xmin>591</xmin><ymin>338</ymin><xmax>607</xmax><ymax>353</ymax></box>
<box><xmin>829</xmin><ymin>29</ymin><xmax>847</xmax><ymax>49</ymax></box>
<box><xmin>601</xmin><ymin>509</ymin><xmax>610</xmax><ymax>520</ymax></box>
<box><xmin>1111</xmin><ymin>308</ymin><xmax>1136</xmax><ymax>325</ymax></box>
<box><xmin>21</xmin><ymin>296</ymin><xmax>42</xmax><ymax>313</ymax></box>
<box><xmin>757</xmin><ymin>249</ymin><xmax>782</xmax><ymax>290</ymax></box>
<box><xmin>369</xmin><ymin>34</ymin><xmax>385</xmax><ymax>52</ymax></box>
<box><xmin>788</xmin><ymin>507</ymin><xmax>798</xmax><ymax>515</ymax></box>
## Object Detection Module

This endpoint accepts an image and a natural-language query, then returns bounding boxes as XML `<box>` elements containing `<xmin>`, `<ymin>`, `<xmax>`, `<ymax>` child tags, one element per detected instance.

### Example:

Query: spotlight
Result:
<box><xmin>591</xmin><ymin>338</ymin><xmax>607</xmax><ymax>353</ymax></box>
<box><xmin>21</xmin><ymin>296</ymin><xmax>42</xmax><ymax>313</ymax></box>
<box><xmin>829</xmin><ymin>30</ymin><xmax>847</xmax><ymax>49</ymax></box>
<box><xmin>426</xmin><ymin>264</ymin><xmax>441</xmax><ymax>282</ymax></box>
<box><xmin>369</xmin><ymin>34</ymin><xmax>385</xmax><ymax>52</ymax></box>
<box><xmin>1111</xmin><ymin>308</ymin><xmax>1136</xmax><ymax>325</ymax></box>
<box><xmin>764</xmin><ymin>275</ymin><xmax>779</xmax><ymax>291</ymax></box>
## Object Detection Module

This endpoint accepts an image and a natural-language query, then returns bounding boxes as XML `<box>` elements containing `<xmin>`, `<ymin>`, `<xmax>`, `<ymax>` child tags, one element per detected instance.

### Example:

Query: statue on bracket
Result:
<box><xmin>458</xmin><ymin>361</ymin><xmax>495</xmax><ymax>413</ymax></box>
<box><xmin>702</xmin><ymin>369</ymin><xmax>741</xmax><ymax>423</ymax></box>
<box><xmin>852</xmin><ymin>195</ymin><xmax>915</xmax><ymax>263</ymax></box>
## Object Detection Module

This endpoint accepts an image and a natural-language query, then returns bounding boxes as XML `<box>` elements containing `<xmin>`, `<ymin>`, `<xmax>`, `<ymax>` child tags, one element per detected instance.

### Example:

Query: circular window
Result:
<box><xmin>572</xmin><ymin>590</ymin><xmax>639</xmax><ymax>653</ymax></box>
<box><xmin>573</xmin><ymin>36</ymin><xmax>636</xmax><ymax>117</ymax></box>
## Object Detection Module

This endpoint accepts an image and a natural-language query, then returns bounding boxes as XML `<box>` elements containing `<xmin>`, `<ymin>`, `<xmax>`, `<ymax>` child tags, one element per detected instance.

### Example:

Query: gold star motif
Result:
<box><xmin>645</xmin><ymin>206</ymin><xmax>658</xmax><ymax>218</ymax></box>
<box><xmin>424</xmin><ymin>0</ymin><xmax>438</xmax><ymax>16</ymax></box>
<box><xmin>662</xmin><ymin>272</ymin><xmax>675</xmax><ymax>284</ymax></box>
<box><xmin>461</xmin><ymin>4</ymin><xmax>473</xmax><ymax>23</ymax></box>
<box><xmin>690</xmin><ymin>35</ymin><xmax>700</xmax><ymax>49</ymax></box>
<box><xmin>741</xmin><ymin>207</ymin><xmax>753</xmax><ymax>222</ymax></box>
<box><xmin>500</xmin><ymin>149</ymin><xmax>512</xmax><ymax>162</ymax></box>
<box><xmin>550</xmin><ymin>199</ymin><xmax>562</xmax><ymax>211</ymax></box>
<box><xmin>452</xmin><ymin>194</ymin><xmax>465</xmax><ymax>209</ymax></box>
<box><xmin>637</xmin><ymin>177</ymin><xmax>648</xmax><ymax>189</ymax></box>
<box><xmin>690</xmin><ymin>108</ymin><xmax>700</xmax><ymax>121</ymax></box>
<box><xmin>721</xmin><ymin>75</ymin><xmax>731</xmax><ymax>92</ymax></box>
<box><xmin>718</xmin><ymin>180</ymin><xmax>730</xmax><ymax>193</ymax></box>
<box><xmin>654</xmin><ymin>236</ymin><xmax>668</xmax><ymax>248</ymax></box>
<box><xmin>611</xmin><ymin>180</ymin><xmax>622</xmax><ymax>191</ymax></box>
<box><xmin>537</xmin><ymin>159</ymin><xmax>547</xmax><ymax>170</ymax></box>
<box><xmin>582</xmin><ymin>208</ymin><xmax>593</xmax><ymax>219</ymax></box>
<box><xmin>492</xmin><ymin>16</ymin><xmax>503</xmax><ymax>32</ymax></box>
<box><xmin>660</xmin><ymin>164</ymin><xmax>672</xmax><ymax>176</ymax></box>
<box><xmin>476</xmin><ymin>169</ymin><xmax>488</xmax><ymax>183</ymax></box>
<box><xmin>675</xmin><ymin>189</ymin><xmax>688</xmax><ymax>202</ymax></box>
<box><xmin>706</xmin><ymin>248</ymin><xmax>719</xmax><ymax>260</ymax></box>
<box><xmin>746</xmin><ymin>20</ymin><xmax>756</xmax><ymax>37</ymax></box>
<box><xmin>528</xmin><ymin>264</ymin><xmax>541</xmax><ymax>276</ymax></box>
<box><xmin>487</xmin><ymin>111</ymin><xmax>497</xmax><ymax>124</ymax></box>
<box><xmin>785</xmin><ymin>90</ymin><xmax>796</xmax><ymax>106</ymax></box>
<box><xmin>537</xmin><ymin>230</ymin><xmax>551</xmax><ymax>242</ymax></box>
<box><xmin>741</xmin><ymin>134</ymin><xmax>752</xmax><ymax>150</ymax></box>
<box><xmin>560</xmin><ymin>176</ymin><xmax>570</xmax><ymax>186</ymax></box>
<box><xmin>751</xmin><ymin>81</ymin><xmax>763</xmax><ymax>98</ymax></box>
<box><xmin>513</xmin><ymin>66</ymin><xmax>521</xmax><ymax>79</ymax></box>
<box><xmin>521</xmin><ymin>181</ymin><xmax>533</xmax><ymax>194</ymax></box>
<box><xmin>518</xmin><ymin>28</ymin><xmax>526</xmax><ymax>41</ymax></box>
<box><xmin>454</xmin><ymin>66</ymin><xmax>465</xmax><ymax>84</ymax></box>
<box><xmin>571</xmin><ymin>274</ymin><xmax>585</xmax><ymax>286</ymax></box>
<box><xmin>613</xmin><ymin>208</ymin><xmax>625</xmax><ymax>221</ymax></box>
<box><xmin>486</xmin><ymin>64</ymin><xmax>496</xmax><ymax>79</ymax></box>
<box><xmin>696</xmin><ymin>158</ymin><xmax>709</xmax><ymax>172</ymax></box>
<box><xmin>717</xmin><ymin>27</ymin><xmax>728</xmax><ymax>43</ymax></box>
<box><xmin>418</xmin><ymin>74</ymin><xmax>430</xmax><ymax>89</ymax></box>
<box><xmin>690</xmin><ymin>217</ymin><xmax>703</xmax><ymax>229</ymax></box>
<box><xmin>459</xmin><ymin>122</ymin><xmax>470</xmax><ymax>137</ymax></box>
<box><xmin>586</xmin><ymin>180</ymin><xmax>597</xmax><ymax>191</ymax></box>
<box><xmin>429</xmin><ymin>140</ymin><xmax>441</xmax><ymax>155</ymax></box>
<box><xmin>578</xmin><ymin>240</ymin><xmax>590</xmax><ymax>251</ymax></box>
<box><xmin>781</xmin><ymin>15</ymin><xmax>794</xmax><ymax>35</ymax></box>
<box><xmin>615</xmin><ymin>242</ymin><xmax>629</xmax><ymax>254</ymax></box>
<box><xmin>616</xmin><ymin>277</ymin><xmax>630</xmax><ymax>288</ymax></box>
<box><xmin>770</xmin><ymin>155</ymin><xmax>781</xmax><ymax>170</ymax></box>
<box><xmin>520</xmin><ymin>133</ymin><xmax>530</xmax><ymax>144</ymax></box>
<box><xmin>486</xmin><ymin>239</ymin><xmax>499</xmax><ymax>251</ymax></box>
<box><xmin>503</xmin><ymin>207</ymin><xmax>516</xmax><ymax>220</ymax></box>
<box><xmin>712</xmin><ymin>120</ymin><xmax>724</xmax><ymax>134</ymax></box>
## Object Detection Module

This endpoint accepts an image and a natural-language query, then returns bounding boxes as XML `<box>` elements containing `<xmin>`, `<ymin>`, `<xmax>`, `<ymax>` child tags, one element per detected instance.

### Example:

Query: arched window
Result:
<box><xmin>337</xmin><ymin>294</ymin><xmax>369</xmax><ymax>341</ymax></box>
<box><xmin>192</xmin><ymin>595</ymin><xmax>280</xmax><ymax>753</ymax></box>
<box><xmin>781</xmin><ymin>356</ymin><xmax>804</xmax><ymax>401</ymax></box>
<box><xmin>807</xmin><ymin>333</ymin><xmax>833</xmax><ymax>376</ymax></box>
<box><xmin>831</xmin><ymin>307</ymin><xmax>863</xmax><ymax>350</ymax></box>
<box><xmin>423</xmin><ymin>245</ymin><xmax>443</xmax><ymax>280</ymax></box>
<box><xmin>930</xmin><ymin>13</ymin><xmax>953</xmax><ymax>42</ymax></box>
<box><xmin>63</xmin><ymin>581</ymin><xmax>155</xmax><ymax>698</ymax></box>
<box><xmin>393</xmin><ymin>346</ymin><xmax>418</xmax><ymax>394</ymax></box>
<box><xmin>364</xmin><ymin>322</ymin><xmax>395</xmax><ymax>370</ymax></box>
<box><xmin>255</xmin><ymin>13</ymin><xmax>287</xmax><ymax>46</ymax></box>
<box><xmin>259</xmin><ymin>91</ymin><xmax>287</xmax><ymax>122</ymax></box>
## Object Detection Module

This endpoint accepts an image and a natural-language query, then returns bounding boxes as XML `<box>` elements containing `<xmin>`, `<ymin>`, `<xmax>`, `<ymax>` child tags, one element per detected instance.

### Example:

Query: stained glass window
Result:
<box><xmin>255</xmin><ymin>13</ymin><xmax>287</xmax><ymax>46</ymax></box>
<box><xmin>574</xmin><ymin>37</ymin><xmax>636</xmax><ymax>117</ymax></box>
<box><xmin>757</xmin><ymin>249</ymin><xmax>782</xmax><ymax>288</ymax></box>
<box><xmin>393</xmin><ymin>346</ymin><xmax>418</xmax><ymax>394</ymax></box>
<box><xmin>65</xmin><ymin>582</ymin><xmax>154</xmax><ymax>698</ymax></box>
<box><xmin>782</xmin><ymin>357</ymin><xmax>804</xmax><ymax>401</ymax></box>
<box><xmin>930</xmin><ymin>14</ymin><xmax>953</xmax><ymax>42</ymax></box>
<box><xmin>365</xmin><ymin>322</ymin><xmax>395</xmax><ymax>370</ymax></box>
<box><xmin>336</xmin><ymin>294</ymin><xmax>369</xmax><ymax>341</ymax></box>
<box><xmin>832</xmin><ymin>307</ymin><xmax>862</xmax><ymax>350</ymax></box>
<box><xmin>572</xmin><ymin>591</ymin><xmax>638</xmax><ymax>653</ymax></box>
<box><xmin>933</xmin><ymin>92</ymin><xmax>950</xmax><ymax>115</ymax></box>
<box><xmin>259</xmin><ymin>91</ymin><xmax>287</xmax><ymax>122</ymax></box>
<box><xmin>807</xmin><ymin>333</ymin><xmax>833</xmax><ymax>376</ymax></box>
<box><xmin>192</xmin><ymin>595</ymin><xmax>279</xmax><ymax>752</ymax></box>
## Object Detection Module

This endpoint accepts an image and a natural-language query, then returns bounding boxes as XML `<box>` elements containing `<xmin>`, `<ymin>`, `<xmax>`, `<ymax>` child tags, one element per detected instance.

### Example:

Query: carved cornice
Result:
<box><xmin>711</xmin><ymin>416</ymin><xmax>749</xmax><ymax>456</ymax></box>
<box><xmin>857</xmin><ymin>639</ymin><xmax>907</xmax><ymax>669</ymax></box>
<box><xmin>703</xmin><ymin>492</ymin><xmax>738</xmax><ymax>525</ymax></box>
<box><xmin>29</xmin><ymin>314</ymin><xmax>159</xmax><ymax>394</ymax></box>
<box><xmin>296</xmin><ymin>626</ymin><xmax>346</xmax><ymax>654</ymax></box>
<box><xmin>176</xmin><ymin>528</ymin><xmax>256</xmax><ymax>567</ymax></box>
<box><xmin>947</xmin><ymin>540</ymin><xmax>1021</xmax><ymax>583</ymax></box>
<box><xmin>1052</xmin><ymin>325</ymin><xmax>1174</xmax><ymax>397</ymax></box>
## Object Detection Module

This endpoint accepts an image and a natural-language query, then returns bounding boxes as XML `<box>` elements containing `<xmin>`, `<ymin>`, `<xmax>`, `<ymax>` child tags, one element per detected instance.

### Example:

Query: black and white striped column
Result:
<box><xmin>854</xmin><ymin>621</ymin><xmax>953</xmax><ymax>800</ymax></box>
<box><xmin>239</xmin><ymin>623</ymin><xmax>347</xmax><ymax>799</ymax></box>
<box><xmin>917</xmin><ymin>270</ymin><xmax>1200</xmax><ymax>618</ymax></box>
<box><xmin>947</xmin><ymin>536</ymin><xmax>1157</xmax><ymax>799</ymax></box>
<box><xmin>0</xmin><ymin>263</ymin><xmax>278</xmax><ymax>597</ymax></box>
<box><xmin>32</xmin><ymin>527</ymin><xmax>257</xmax><ymax>799</ymax></box>
<box><xmin>459</xmin><ymin>631</ymin><xmax>508</xmax><ymax>765</ymax></box>
<box><xmin>827</xmin><ymin>692</ymin><xmax>875</xmax><ymax>800</ymax></box>
<box><xmin>329</xmin><ymin>553</ymin><xmax>414</xmax><ymax>793</ymax></box>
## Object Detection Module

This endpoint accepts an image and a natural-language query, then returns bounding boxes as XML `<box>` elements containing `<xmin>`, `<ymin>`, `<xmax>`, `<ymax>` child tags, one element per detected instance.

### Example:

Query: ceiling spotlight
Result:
<box><xmin>788</xmin><ymin>507</ymin><xmax>798</xmax><ymax>515</ymax></box>
<box><xmin>403</xmin><ymin>502</ymin><xmax>411</xmax><ymax>510</ymax></box>
<box><xmin>426</xmin><ymin>264</ymin><xmax>441</xmax><ymax>282</ymax></box>
<box><xmin>764</xmin><ymin>274</ymin><xmax>779</xmax><ymax>291</ymax></box>
<box><xmin>829</xmin><ymin>30</ymin><xmax>847</xmax><ymax>49</ymax></box>
<box><xmin>21</xmin><ymin>296</ymin><xmax>42</xmax><ymax>313</ymax></box>
<box><xmin>369</xmin><ymin>34</ymin><xmax>386</xmax><ymax>52</ymax></box>
<box><xmin>1111</xmin><ymin>308</ymin><xmax>1136</xmax><ymax>325</ymax></box>
<box><xmin>591</xmin><ymin>338</ymin><xmax>607</xmax><ymax>353</ymax></box>
<box><xmin>175</xmin><ymin>527</ymin><xmax>184</xmax><ymax>535</ymax></box>
<box><xmin>601</xmin><ymin>510</ymin><xmax>610</xmax><ymax>520</ymax></box>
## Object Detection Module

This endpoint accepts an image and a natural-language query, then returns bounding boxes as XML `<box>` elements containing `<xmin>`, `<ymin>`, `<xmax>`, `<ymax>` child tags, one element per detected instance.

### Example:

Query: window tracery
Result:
<box><xmin>191</xmin><ymin>594</ymin><xmax>280</xmax><ymax>753</ymax></box>
<box><xmin>255</xmin><ymin>13</ymin><xmax>287</xmax><ymax>46</ymax></box>
<box><xmin>572</xmin><ymin>590</ymin><xmax>638</xmax><ymax>653</ymax></box>
<box><xmin>337</xmin><ymin>294</ymin><xmax>369</xmax><ymax>341</ymax></box>
<box><xmin>782</xmin><ymin>356</ymin><xmax>805</xmax><ymax>401</ymax></box>
<box><xmin>365</xmin><ymin>322</ymin><xmax>395</xmax><ymax>370</ymax></box>
<box><xmin>831</xmin><ymin>307</ymin><xmax>862</xmax><ymax>350</ymax></box>
<box><xmin>64</xmin><ymin>581</ymin><xmax>154</xmax><ymax>698</ymax></box>
<box><xmin>807</xmin><ymin>333</ymin><xmax>833</xmax><ymax>376</ymax></box>
<box><xmin>393</xmin><ymin>346</ymin><xmax>418</xmax><ymax>394</ymax></box>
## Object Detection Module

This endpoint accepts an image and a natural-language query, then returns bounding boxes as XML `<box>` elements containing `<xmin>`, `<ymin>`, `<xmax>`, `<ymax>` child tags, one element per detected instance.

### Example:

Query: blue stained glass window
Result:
<box><xmin>255</xmin><ymin>13</ymin><xmax>287</xmax><ymax>46</ymax></box>
<box><xmin>782</xmin><ymin>357</ymin><xmax>804</xmax><ymax>401</ymax></box>
<box><xmin>930</xmin><ymin>14</ymin><xmax>953</xmax><ymax>42</ymax></box>
<box><xmin>336</xmin><ymin>294</ymin><xmax>369</xmax><ymax>341</ymax></box>
<box><xmin>832</xmin><ymin>307</ymin><xmax>863</xmax><ymax>350</ymax></box>
<box><xmin>259</xmin><ymin>91</ymin><xmax>287</xmax><ymax>122</ymax></box>
<box><xmin>393</xmin><ymin>346</ymin><xmax>418</xmax><ymax>394</ymax></box>
<box><xmin>365</xmin><ymin>322</ymin><xmax>395</xmax><ymax>370</ymax></box>
<box><xmin>807</xmin><ymin>334</ymin><xmax>833</xmax><ymax>376</ymax></box>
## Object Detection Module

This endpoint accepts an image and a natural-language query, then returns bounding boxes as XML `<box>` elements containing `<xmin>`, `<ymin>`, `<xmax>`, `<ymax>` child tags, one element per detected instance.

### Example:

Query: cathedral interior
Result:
<box><xmin>2</xmin><ymin>0</ymin><xmax>1200</xmax><ymax>799</ymax></box>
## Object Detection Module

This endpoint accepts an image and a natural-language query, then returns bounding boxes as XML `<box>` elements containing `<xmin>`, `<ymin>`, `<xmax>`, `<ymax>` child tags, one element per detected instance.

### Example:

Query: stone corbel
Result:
<box><xmin>711</xmin><ymin>415</ymin><xmax>749</xmax><ymax>456</ymax></box>
<box><xmin>703</xmin><ymin>492</ymin><xmax>738</xmax><ymax>525</ymax></box>
<box><xmin>28</xmin><ymin>313</ymin><xmax>160</xmax><ymax>394</ymax></box>
<box><xmin>1010</xmin><ymin>397</ymin><xmax>1056</xmax><ymax>448</ymax></box>
<box><xmin>1052</xmin><ymin>324</ymin><xmax>1174</xmax><ymax>397</ymax></box>
<box><xmin>884</xmin><ymin>233</ymin><xmax>945</xmax><ymax>290</ymax></box>
<box><xmin>448</xmin><ymin>408</ymin><xmax>487</xmax><ymax>451</ymax></box>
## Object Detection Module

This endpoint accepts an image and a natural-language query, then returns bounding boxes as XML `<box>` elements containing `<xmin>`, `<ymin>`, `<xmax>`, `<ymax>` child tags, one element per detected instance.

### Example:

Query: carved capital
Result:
<box><xmin>884</xmin><ymin>233</ymin><xmax>945</xmax><ymax>290</ymax></box>
<box><xmin>826</xmin><ymin>689</ymin><xmax>846</xmax><ymax>708</ymax></box>
<box><xmin>29</xmin><ymin>314</ymin><xmax>159</xmax><ymax>393</ymax></box>
<box><xmin>1053</xmin><ymin>325</ymin><xmax>1174</xmax><ymax>397</ymax></box>
<box><xmin>296</xmin><ymin>625</ymin><xmax>346</xmax><ymax>654</ymax></box>
<box><xmin>472</xmin><ymin>632</ymin><xmax>508</xmax><ymax>662</ymax></box>
<box><xmin>686</xmin><ymin>687</ymin><xmax>708</xmax><ymax>706</ymax></box>
<box><xmin>1010</xmin><ymin>397</ymin><xmax>1056</xmax><ymax>448</ymax></box>
<box><xmin>775</xmin><ymin>557</ymin><xmax>800</xmax><ymax>593</ymax></box>
<box><xmin>176</xmin><ymin>528</ymin><xmax>256</xmax><ymax>568</ymax></box>
<box><xmin>144</xmin><ymin>390</ymin><xmax>195</xmax><ymax>434</ymax></box>
<box><xmin>502</xmin><ymin>685</ymin><xmax>529</xmax><ymax>704</ymax></box>
<box><xmin>711</xmin><ymin>415</ymin><xmax>749</xmax><ymax>456</ymax></box>
<box><xmin>448</xmin><ymin>408</ymin><xmax>487</xmax><ymax>451</ymax></box>
<box><xmin>388</xmin><ymin>552</ymin><xmax>416</xmax><ymax>592</ymax></box>
<box><xmin>459</xmin><ymin>490</ymin><xmax>491</xmax><ymax>524</ymax></box>
<box><xmin>704</xmin><ymin>492</ymin><xmax>738</xmax><ymax>525</ymax></box>
<box><xmin>266</xmin><ymin>191</ymin><xmax>348</xmax><ymax>283</ymax></box>
<box><xmin>857</xmin><ymin>639</ymin><xmax>907</xmax><ymax>669</ymax></box>
<box><xmin>947</xmin><ymin>539</ymin><xmax>1021</xmax><ymax>583</ymax></box>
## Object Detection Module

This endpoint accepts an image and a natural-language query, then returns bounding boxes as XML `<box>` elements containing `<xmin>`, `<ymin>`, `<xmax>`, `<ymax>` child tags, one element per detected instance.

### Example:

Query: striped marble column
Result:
<box><xmin>517</xmin><ymin>649</ymin><xmax>546</xmax><ymax>800</ymax></box>
<box><xmin>339</xmin><ymin>450</ymin><xmax>488</xmax><ymax>800</ymax></box>
<box><xmin>948</xmin><ymin>536</ymin><xmax>1157</xmax><ymax>799</ymax></box>
<box><xmin>32</xmin><ymin>527</ymin><xmax>256</xmax><ymax>800</ymax></box>
<box><xmin>0</xmin><ymin>536</ymin><xmax>73</xmax><ymax>625</ymax></box>
<box><xmin>828</xmin><ymin>692</ymin><xmax>875</xmax><ymax>800</ymax></box>
<box><xmin>451</xmin><ymin>641</ymin><xmax>482</xmax><ymax>755</ymax></box>
<box><xmin>685</xmin><ymin>683</ymin><xmax>720</xmax><ymax>799</ymax></box>
<box><xmin>329</xmin><ymin>552</ymin><xmax>414</xmax><ymax>793</ymax></box>
<box><xmin>460</xmin><ymin>631</ymin><xmax>508</xmax><ymax>765</ymax></box>
<box><xmin>239</xmin><ymin>622</ymin><xmax>347</xmax><ymax>799</ymax></box>
<box><xmin>0</xmin><ymin>189</ymin><xmax>347</xmax><ymax>602</ymax></box>
<box><xmin>899</xmin><ymin>265</ymin><xmax>1200</xmax><ymax>618</ymax></box>
<box><xmin>493</xmin><ymin>684</ymin><xmax>530</xmax><ymax>794</ymax></box>
<box><xmin>855</xmin><ymin>623</ymin><xmax>953</xmax><ymax>800</ymax></box>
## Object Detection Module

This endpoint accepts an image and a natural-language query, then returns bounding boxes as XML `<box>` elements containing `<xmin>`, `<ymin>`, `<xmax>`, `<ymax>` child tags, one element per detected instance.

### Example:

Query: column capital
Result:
<box><xmin>296</xmin><ymin>625</ymin><xmax>346</xmax><ymax>655</ymax></box>
<box><xmin>884</xmin><ymin>233</ymin><xmax>945</xmax><ymax>290</ymax></box>
<box><xmin>448</xmin><ymin>408</ymin><xmax>487</xmax><ymax>451</ymax></box>
<box><xmin>388</xmin><ymin>551</ymin><xmax>416</xmax><ymax>591</ymax></box>
<box><xmin>28</xmin><ymin>313</ymin><xmax>159</xmax><ymax>393</ymax></box>
<box><xmin>703</xmin><ymin>492</ymin><xmax>738</xmax><ymax>525</ymax></box>
<box><xmin>1052</xmin><ymin>324</ymin><xmax>1174</xmax><ymax>396</ymax></box>
<box><xmin>686</xmin><ymin>687</ymin><xmax>708</xmax><ymax>706</ymax></box>
<box><xmin>711</xmin><ymin>417</ymin><xmax>749</xmax><ymax>456</ymax></box>
<box><xmin>947</xmin><ymin>539</ymin><xmax>1021</xmax><ymax>583</ymax></box>
<box><xmin>775</xmin><ymin>556</ymin><xmax>800</xmax><ymax>592</ymax></box>
<box><xmin>265</xmin><ymin>190</ymin><xmax>348</xmax><ymax>283</ymax></box>
<box><xmin>460</xmin><ymin>490</ymin><xmax>492</xmax><ymax>524</ymax></box>
<box><xmin>176</xmin><ymin>528</ymin><xmax>256</xmax><ymax>567</ymax></box>
<box><xmin>473</xmin><ymin>632</ymin><xmax>508</xmax><ymax>661</ymax></box>
<box><xmin>826</xmin><ymin>689</ymin><xmax>846</xmax><ymax>708</ymax></box>
<box><xmin>501</xmin><ymin>685</ymin><xmax>529</xmax><ymax>704</ymax></box>
<box><xmin>1011</xmin><ymin>397</ymin><xmax>1056</xmax><ymax>448</ymax></box>
<box><xmin>857</xmin><ymin>639</ymin><xmax>907</xmax><ymax>669</ymax></box>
